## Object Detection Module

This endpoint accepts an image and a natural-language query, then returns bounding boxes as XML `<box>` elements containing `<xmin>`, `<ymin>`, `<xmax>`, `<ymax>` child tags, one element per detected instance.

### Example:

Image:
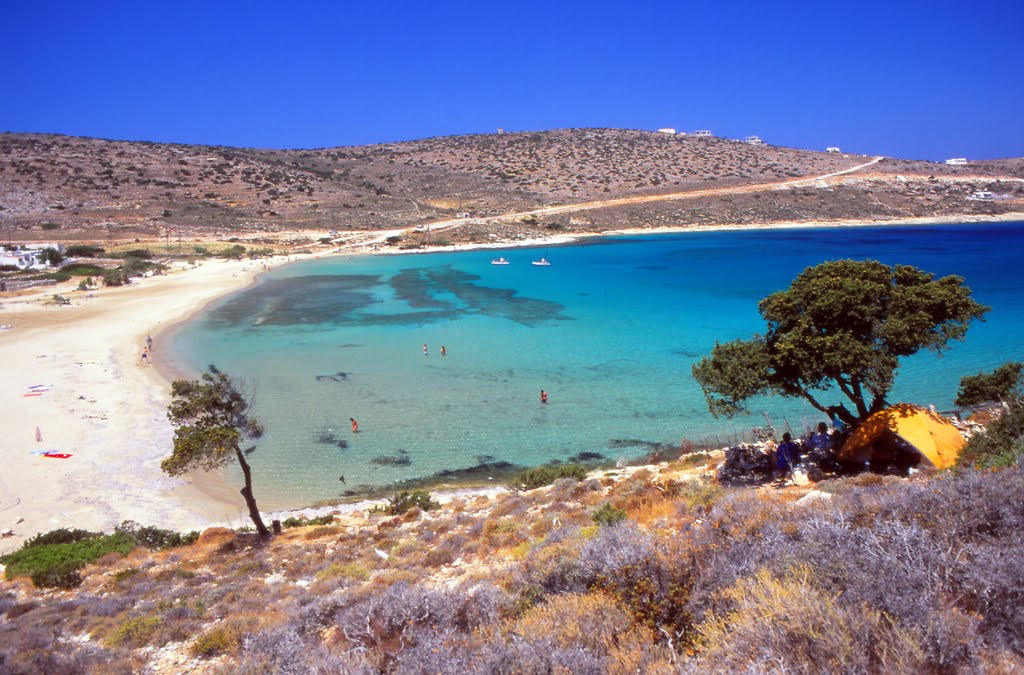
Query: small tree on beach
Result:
<box><xmin>692</xmin><ymin>259</ymin><xmax>989</xmax><ymax>428</ymax></box>
<box><xmin>162</xmin><ymin>365</ymin><xmax>270</xmax><ymax>537</ymax></box>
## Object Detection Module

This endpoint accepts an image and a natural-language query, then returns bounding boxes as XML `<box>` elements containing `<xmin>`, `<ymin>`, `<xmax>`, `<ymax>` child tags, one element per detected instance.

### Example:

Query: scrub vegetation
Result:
<box><xmin>3</xmin><ymin>447</ymin><xmax>1024</xmax><ymax>672</ymax></box>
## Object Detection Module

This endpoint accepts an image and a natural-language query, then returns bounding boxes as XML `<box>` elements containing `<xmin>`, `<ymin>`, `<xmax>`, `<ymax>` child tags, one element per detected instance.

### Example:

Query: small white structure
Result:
<box><xmin>693</xmin><ymin>129</ymin><xmax>713</xmax><ymax>137</ymax></box>
<box><xmin>657</xmin><ymin>128</ymin><xmax>676</xmax><ymax>135</ymax></box>
<box><xmin>970</xmin><ymin>191</ymin><xmax>995</xmax><ymax>201</ymax></box>
<box><xmin>826</xmin><ymin>146</ymin><xmax>841</xmax><ymax>154</ymax></box>
<box><xmin>945</xmin><ymin>157</ymin><xmax>969</xmax><ymax>166</ymax></box>
<box><xmin>745</xmin><ymin>135</ymin><xmax>764</xmax><ymax>145</ymax></box>
<box><xmin>22</xmin><ymin>243</ymin><xmax>65</xmax><ymax>254</ymax></box>
<box><xmin>496</xmin><ymin>128</ymin><xmax>504</xmax><ymax>134</ymax></box>
<box><xmin>0</xmin><ymin>247</ymin><xmax>51</xmax><ymax>270</ymax></box>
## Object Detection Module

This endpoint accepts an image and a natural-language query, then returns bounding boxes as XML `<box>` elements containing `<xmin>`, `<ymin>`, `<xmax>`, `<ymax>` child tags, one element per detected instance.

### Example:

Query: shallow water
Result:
<box><xmin>170</xmin><ymin>222</ymin><xmax>1024</xmax><ymax>508</ymax></box>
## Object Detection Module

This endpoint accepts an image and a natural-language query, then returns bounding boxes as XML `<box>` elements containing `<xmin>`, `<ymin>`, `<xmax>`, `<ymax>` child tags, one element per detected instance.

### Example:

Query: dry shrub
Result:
<box><xmin>303</xmin><ymin>525</ymin><xmax>339</xmax><ymax>540</ymax></box>
<box><xmin>630</xmin><ymin>497</ymin><xmax>677</xmax><ymax>528</ymax></box>
<box><xmin>509</xmin><ymin>592</ymin><xmax>637</xmax><ymax>651</ymax></box>
<box><xmin>104</xmin><ymin>614</ymin><xmax>161</xmax><ymax>648</ymax></box>
<box><xmin>695</xmin><ymin>567</ymin><xmax>923</xmax><ymax>672</ymax></box>
<box><xmin>490</xmin><ymin>493</ymin><xmax>530</xmax><ymax>519</ymax></box>
<box><xmin>468</xmin><ymin>592</ymin><xmax>674</xmax><ymax>673</ymax></box>
<box><xmin>315</xmin><ymin>562</ymin><xmax>370</xmax><ymax>582</ymax></box>
<box><xmin>580</xmin><ymin>526</ymin><xmax>693</xmax><ymax>636</ymax></box>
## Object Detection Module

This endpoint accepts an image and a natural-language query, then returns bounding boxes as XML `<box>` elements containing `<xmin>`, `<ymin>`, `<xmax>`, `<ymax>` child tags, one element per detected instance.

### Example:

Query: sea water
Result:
<box><xmin>169</xmin><ymin>222</ymin><xmax>1024</xmax><ymax>509</ymax></box>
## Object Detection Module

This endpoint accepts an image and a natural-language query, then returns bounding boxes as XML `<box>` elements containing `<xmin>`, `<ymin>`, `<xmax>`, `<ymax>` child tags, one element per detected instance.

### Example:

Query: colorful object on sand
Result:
<box><xmin>42</xmin><ymin>452</ymin><xmax>73</xmax><ymax>459</ymax></box>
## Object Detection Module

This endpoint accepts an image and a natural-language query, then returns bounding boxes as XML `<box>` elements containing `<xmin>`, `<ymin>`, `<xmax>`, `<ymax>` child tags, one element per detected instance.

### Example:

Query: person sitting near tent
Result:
<box><xmin>807</xmin><ymin>422</ymin><xmax>834</xmax><ymax>454</ymax></box>
<box><xmin>773</xmin><ymin>432</ymin><xmax>799</xmax><ymax>479</ymax></box>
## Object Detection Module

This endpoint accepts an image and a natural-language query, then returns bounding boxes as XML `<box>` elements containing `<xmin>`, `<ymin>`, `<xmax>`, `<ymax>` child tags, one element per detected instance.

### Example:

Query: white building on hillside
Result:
<box><xmin>693</xmin><ymin>129</ymin><xmax>713</xmax><ymax>137</ymax></box>
<box><xmin>969</xmin><ymin>191</ymin><xmax>995</xmax><ymax>201</ymax></box>
<box><xmin>745</xmin><ymin>135</ymin><xmax>763</xmax><ymax>145</ymax></box>
<box><xmin>945</xmin><ymin>157</ymin><xmax>969</xmax><ymax>165</ymax></box>
<box><xmin>657</xmin><ymin>128</ymin><xmax>676</xmax><ymax>134</ymax></box>
<box><xmin>0</xmin><ymin>247</ymin><xmax>51</xmax><ymax>270</ymax></box>
<box><xmin>826</xmin><ymin>146</ymin><xmax>841</xmax><ymax>154</ymax></box>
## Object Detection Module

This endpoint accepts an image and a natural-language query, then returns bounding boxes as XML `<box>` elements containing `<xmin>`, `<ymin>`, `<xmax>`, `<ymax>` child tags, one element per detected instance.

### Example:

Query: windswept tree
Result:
<box><xmin>692</xmin><ymin>259</ymin><xmax>989</xmax><ymax>427</ymax></box>
<box><xmin>955</xmin><ymin>362</ymin><xmax>1024</xmax><ymax>407</ymax></box>
<box><xmin>162</xmin><ymin>366</ymin><xmax>270</xmax><ymax>537</ymax></box>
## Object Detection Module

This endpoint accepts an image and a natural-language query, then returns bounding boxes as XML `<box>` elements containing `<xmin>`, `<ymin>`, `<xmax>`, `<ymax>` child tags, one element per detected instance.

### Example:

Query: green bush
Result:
<box><xmin>281</xmin><ymin>514</ymin><xmax>335</xmax><ymax>529</ymax></box>
<box><xmin>376</xmin><ymin>490</ymin><xmax>441</xmax><ymax>515</ymax></box>
<box><xmin>510</xmin><ymin>463</ymin><xmax>588</xmax><ymax>491</ymax></box>
<box><xmin>592</xmin><ymin>502</ymin><xmax>628</xmax><ymax>527</ymax></box>
<box><xmin>191</xmin><ymin>625</ymin><xmax>238</xmax><ymax>657</ymax></box>
<box><xmin>219</xmin><ymin>244</ymin><xmax>246</xmax><ymax>259</ymax></box>
<box><xmin>65</xmin><ymin>244</ymin><xmax>105</xmax><ymax>258</ymax></box>
<box><xmin>40</xmin><ymin>222</ymin><xmax>61</xmax><ymax>231</ymax></box>
<box><xmin>22</xmin><ymin>527</ymin><xmax>100</xmax><ymax>548</ymax></box>
<box><xmin>116</xmin><ymin>521</ymin><xmax>200</xmax><ymax>549</ymax></box>
<box><xmin>62</xmin><ymin>263</ymin><xmax>104</xmax><ymax>276</ymax></box>
<box><xmin>1</xmin><ymin>531</ymin><xmax>136</xmax><ymax>587</ymax></box>
<box><xmin>959</xmin><ymin>402</ymin><xmax>1024</xmax><ymax>469</ymax></box>
<box><xmin>105</xmin><ymin>614</ymin><xmax>161</xmax><ymax>647</ymax></box>
<box><xmin>102</xmin><ymin>269</ymin><xmax>128</xmax><ymax>286</ymax></box>
<box><xmin>118</xmin><ymin>248</ymin><xmax>153</xmax><ymax>259</ymax></box>
<box><xmin>956</xmin><ymin>362</ymin><xmax>1024</xmax><ymax>407</ymax></box>
<box><xmin>30</xmin><ymin>561</ymin><xmax>83</xmax><ymax>589</ymax></box>
<box><xmin>121</xmin><ymin>257</ymin><xmax>164</xmax><ymax>277</ymax></box>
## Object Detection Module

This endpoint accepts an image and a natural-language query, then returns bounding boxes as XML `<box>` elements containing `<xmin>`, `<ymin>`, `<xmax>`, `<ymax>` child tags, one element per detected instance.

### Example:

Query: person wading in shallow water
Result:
<box><xmin>540</xmin><ymin>390</ymin><xmax>548</xmax><ymax>404</ymax></box>
<box><xmin>350</xmin><ymin>417</ymin><xmax>359</xmax><ymax>433</ymax></box>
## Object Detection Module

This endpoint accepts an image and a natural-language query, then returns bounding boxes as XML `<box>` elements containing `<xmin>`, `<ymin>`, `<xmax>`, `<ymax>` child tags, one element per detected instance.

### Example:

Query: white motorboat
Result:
<box><xmin>491</xmin><ymin>257</ymin><xmax>510</xmax><ymax>265</ymax></box>
<box><xmin>531</xmin><ymin>258</ymin><xmax>551</xmax><ymax>266</ymax></box>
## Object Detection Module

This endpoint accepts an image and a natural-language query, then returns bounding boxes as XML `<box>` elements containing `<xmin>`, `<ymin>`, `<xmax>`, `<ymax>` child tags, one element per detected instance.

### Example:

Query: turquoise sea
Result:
<box><xmin>169</xmin><ymin>222</ymin><xmax>1024</xmax><ymax>509</ymax></box>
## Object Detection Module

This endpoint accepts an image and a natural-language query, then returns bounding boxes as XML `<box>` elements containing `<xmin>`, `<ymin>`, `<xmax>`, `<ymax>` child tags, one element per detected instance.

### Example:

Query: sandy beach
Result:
<box><xmin>0</xmin><ymin>257</ymin><xmax>301</xmax><ymax>553</ymax></box>
<box><xmin>2</xmin><ymin>212</ymin><xmax>1022</xmax><ymax>554</ymax></box>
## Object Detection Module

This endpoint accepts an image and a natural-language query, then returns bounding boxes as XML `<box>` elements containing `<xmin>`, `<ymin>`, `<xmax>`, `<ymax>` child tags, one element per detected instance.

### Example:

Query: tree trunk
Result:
<box><xmin>235</xmin><ymin>447</ymin><xmax>270</xmax><ymax>537</ymax></box>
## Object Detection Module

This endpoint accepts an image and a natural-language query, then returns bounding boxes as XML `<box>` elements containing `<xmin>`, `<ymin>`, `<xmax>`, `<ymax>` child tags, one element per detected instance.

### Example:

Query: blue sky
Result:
<box><xmin>2</xmin><ymin>0</ymin><xmax>1022</xmax><ymax>160</ymax></box>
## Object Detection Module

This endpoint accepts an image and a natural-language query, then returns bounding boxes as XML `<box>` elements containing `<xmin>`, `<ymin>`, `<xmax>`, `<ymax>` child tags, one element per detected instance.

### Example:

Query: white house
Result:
<box><xmin>0</xmin><ymin>248</ymin><xmax>50</xmax><ymax>270</ymax></box>
<box><xmin>657</xmin><ymin>128</ymin><xmax>676</xmax><ymax>135</ymax></box>
<box><xmin>826</xmin><ymin>147</ymin><xmax>841</xmax><ymax>154</ymax></box>
<box><xmin>693</xmin><ymin>129</ymin><xmax>713</xmax><ymax>137</ymax></box>
<box><xmin>945</xmin><ymin>158</ymin><xmax>969</xmax><ymax>166</ymax></box>
<box><xmin>745</xmin><ymin>135</ymin><xmax>764</xmax><ymax>145</ymax></box>
<box><xmin>970</xmin><ymin>191</ymin><xmax>995</xmax><ymax>201</ymax></box>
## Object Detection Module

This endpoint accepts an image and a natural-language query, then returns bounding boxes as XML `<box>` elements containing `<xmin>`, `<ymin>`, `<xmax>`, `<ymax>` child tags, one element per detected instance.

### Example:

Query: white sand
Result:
<box><xmin>0</xmin><ymin>257</ymin><xmax>295</xmax><ymax>553</ymax></box>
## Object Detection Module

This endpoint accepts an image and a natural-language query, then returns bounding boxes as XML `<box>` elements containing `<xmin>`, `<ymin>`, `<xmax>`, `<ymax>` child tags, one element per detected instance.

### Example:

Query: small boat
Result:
<box><xmin>531</xmin><ymin>258</ymin><xmax>551</xmax><ymax>266</ymax></box>
<box><xmin>491</xmin><ymin>257</ymin><xmax>510</xmax><ymax>265</ymax></box>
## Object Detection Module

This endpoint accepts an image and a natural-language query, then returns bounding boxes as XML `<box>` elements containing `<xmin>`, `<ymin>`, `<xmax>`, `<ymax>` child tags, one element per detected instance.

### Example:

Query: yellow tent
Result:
<box><xmin>839</xmin><ymin>403</ymin><xmax>966</xmax><ymax>470</ymax></box>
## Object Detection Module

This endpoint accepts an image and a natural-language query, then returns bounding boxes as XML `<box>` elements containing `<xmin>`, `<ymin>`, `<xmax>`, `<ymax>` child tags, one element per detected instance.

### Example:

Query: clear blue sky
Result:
<box><xmin>3</xmin><ymin>0</ymin><xmax>1022</xmax><ymax>160</ymax></box>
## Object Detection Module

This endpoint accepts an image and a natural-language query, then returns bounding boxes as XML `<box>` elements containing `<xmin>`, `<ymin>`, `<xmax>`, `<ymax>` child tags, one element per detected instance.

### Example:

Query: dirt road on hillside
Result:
<box><xmin>338</xmin><ymin>156</ymin><xmax>885</xmax><ymax>249</ymax></box>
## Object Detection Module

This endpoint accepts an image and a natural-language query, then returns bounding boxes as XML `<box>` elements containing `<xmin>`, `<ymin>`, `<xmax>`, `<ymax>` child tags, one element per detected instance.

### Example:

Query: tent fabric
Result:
<box><xmin>839</xmin><ymin>403</ymin><xmax>966</xmax><ymax>469</ymax></box>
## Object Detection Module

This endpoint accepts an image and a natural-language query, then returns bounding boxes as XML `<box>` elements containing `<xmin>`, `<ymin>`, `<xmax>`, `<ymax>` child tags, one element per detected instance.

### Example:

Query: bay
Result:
<box><xmin>169</xmin><ymin>222</ymin><xmax>1024</xmax><ymax>508</ymax></box>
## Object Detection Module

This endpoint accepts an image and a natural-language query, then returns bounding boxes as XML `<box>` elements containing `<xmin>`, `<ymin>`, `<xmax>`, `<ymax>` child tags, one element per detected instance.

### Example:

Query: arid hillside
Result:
<box><xmin>3</xmin><ymin>128</ymin><xmax>1020</xmax><ymax>243</ymax></box>
<box><xmin>2</xmin><ymin>458</ymin><xmax>1024</xmax><ymax>673</ymax></box>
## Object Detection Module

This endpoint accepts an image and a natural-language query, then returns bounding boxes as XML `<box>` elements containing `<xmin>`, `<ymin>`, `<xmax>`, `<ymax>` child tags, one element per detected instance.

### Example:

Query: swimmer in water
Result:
<box><xmin>540</xmin><ymin>389</ymin><xmax>548</xmax><ymax>404</ymax></box>
<box><xmin>350</xmin><ymin>417</ymin><xmax>359</xmax><ymax>433</ymax></box>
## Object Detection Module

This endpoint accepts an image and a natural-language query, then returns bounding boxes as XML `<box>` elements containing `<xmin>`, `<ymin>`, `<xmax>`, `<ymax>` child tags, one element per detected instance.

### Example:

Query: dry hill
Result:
<box><xmin>4</xmin><ymin>129</ymin><xmax>1020</xmax><ymax>244</ymax></box>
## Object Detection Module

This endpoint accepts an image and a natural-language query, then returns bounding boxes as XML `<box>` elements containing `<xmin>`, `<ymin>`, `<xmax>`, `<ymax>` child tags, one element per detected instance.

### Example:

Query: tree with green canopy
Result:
<box><xmin>955</xmin><ymin>362</ymin><xmax>1024</xmax><ymax>407</ymax></box>
<box><xmin>692</xmin><ymin>259</ymin><xmax>989</xmax><ymax>428</ymax></box>
<box><xmin>162</xmin><ymin>366</ymin><xmax>270</xmax><ymax>537</ymax></box>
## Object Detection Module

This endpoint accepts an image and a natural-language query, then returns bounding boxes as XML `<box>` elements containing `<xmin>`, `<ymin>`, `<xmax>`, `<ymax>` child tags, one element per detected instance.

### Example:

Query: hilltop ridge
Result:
<box><xmin>2</xmin><ymin>128</ymin><xmax>1021</xmax><ymax>243</ymax></box>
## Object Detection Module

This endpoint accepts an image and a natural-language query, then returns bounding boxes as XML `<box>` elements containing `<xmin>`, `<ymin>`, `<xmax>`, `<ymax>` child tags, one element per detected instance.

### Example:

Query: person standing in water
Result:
<box><xmin>540</xmin><ymin>389</ymin><xmax>548</xmax><ymax>404</ymax></box>
<box><xmin>350</xmin><ymin>417</ymin><xmax>359</xmax><ymax>433</ymax></box>
<box><xmin>440</xmin><ymin>345</ymin><xmax>447</xmax><ymax>357</ymax></box>
<box><xmin>422</xmin><ymin>343</ymin><xmax>428</xmax><ymax>356</ymax></box>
